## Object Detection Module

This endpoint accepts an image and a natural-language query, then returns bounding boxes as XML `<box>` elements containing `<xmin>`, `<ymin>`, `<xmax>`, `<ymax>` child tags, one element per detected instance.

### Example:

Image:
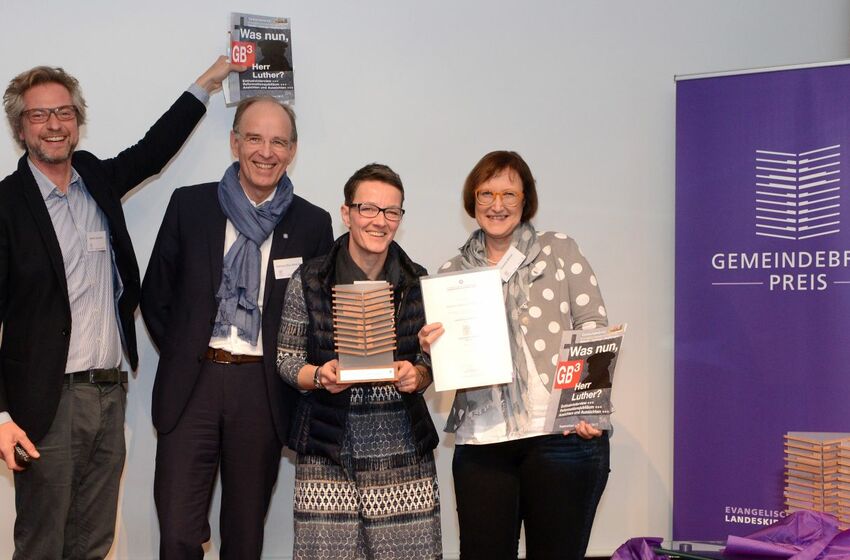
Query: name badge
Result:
<box><xmin>87</xmin><ymin>231</ymin><xmax>107</xmax><ymax>252</ymax></box>
<box><xmin>497</xmin><ymin>246</ymin><xmax>525</xmax><ymax>282</ymax></box>
<box><xmin>273</xmin><ymin>257</ymin><xmax>302</xmax><ymax>280</ymax></box>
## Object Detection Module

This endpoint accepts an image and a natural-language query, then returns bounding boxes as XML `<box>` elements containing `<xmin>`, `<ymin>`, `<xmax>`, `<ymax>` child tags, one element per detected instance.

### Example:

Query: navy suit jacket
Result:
<box><xmin>141</xmin><ymin>182</ymin><xmax>333</xmax><ymax>441</ymax></box>
<box><xmin>0</xmin><ymin>92</ymin><xmax>205</xmax><ymax>442</ymax></box>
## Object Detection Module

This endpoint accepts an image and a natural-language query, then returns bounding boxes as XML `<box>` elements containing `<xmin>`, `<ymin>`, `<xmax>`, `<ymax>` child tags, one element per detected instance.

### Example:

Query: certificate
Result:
<box><xmin>420</xmin><ymin>267</ymin><xmax>513</xmax><ymax>392</ymax></box>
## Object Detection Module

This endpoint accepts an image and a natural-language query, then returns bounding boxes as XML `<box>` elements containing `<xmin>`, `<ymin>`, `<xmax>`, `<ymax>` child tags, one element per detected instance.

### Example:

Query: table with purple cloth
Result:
<box><xmin>612</xmin><ymin>511</ymin><xmax>850</xmax><ymax>560</ymax></box>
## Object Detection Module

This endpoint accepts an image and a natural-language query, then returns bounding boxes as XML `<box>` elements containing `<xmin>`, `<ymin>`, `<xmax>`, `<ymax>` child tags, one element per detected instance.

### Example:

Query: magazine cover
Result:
<box><xmin>227</xmin><ymin>12</ymin><xmax>294</xmax><ymax>104</ymax></box>
<box><xmin>543</xmin><ymin>323</ymin><xmax>627</xmax><ymax>432</ymax></box>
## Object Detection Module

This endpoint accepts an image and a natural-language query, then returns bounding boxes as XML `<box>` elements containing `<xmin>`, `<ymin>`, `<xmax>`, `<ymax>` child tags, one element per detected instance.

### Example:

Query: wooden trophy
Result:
<box><xmin>332</xmin><ymin>281</ymin><xmax>397</xmax><ymax>382</ymax></box>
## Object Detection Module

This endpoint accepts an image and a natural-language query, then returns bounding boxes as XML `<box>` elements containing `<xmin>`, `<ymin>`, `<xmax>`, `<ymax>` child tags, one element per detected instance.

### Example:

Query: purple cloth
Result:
<box><xmin>818</xmin><ymin>529</ymin><xmax>850</xmax><ymax>558</ymax></box>
<box><xmin>724</xmin><ymin>511</ymin><xmax>846</xmax><ymax>560</ymax></box>
<box><xmin>611</xmin><ymin>537</ymin><xmax>666</xmax><ymax>560</ymax></box>
<box><xmin>615</xmin><ymin>512</ymin><xmax>850</xmax><ymax>560</ymax></box>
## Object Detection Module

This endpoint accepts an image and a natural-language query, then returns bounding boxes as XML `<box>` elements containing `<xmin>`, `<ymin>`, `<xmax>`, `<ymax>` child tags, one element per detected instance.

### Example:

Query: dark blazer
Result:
<box><xmin>0</xmin><ymin>92</ymin><xmax>206</xmax><ymax>442</ymax></box>
<box><xmin>141</xmin><ymin>182</ymin><xmax>333</xmax><ymax>442</ymax></box>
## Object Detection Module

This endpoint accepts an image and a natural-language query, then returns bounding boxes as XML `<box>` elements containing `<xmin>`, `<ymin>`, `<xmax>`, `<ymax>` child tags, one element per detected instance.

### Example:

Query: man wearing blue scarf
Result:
<box><xmin>141</xmin><ymin>96</ymin><xmax>334</xmax><ymax>559</ymax></box>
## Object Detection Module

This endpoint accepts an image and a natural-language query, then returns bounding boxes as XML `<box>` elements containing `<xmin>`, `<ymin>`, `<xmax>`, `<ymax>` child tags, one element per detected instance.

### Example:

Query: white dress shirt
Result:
<box><xmin>207</xmin><ymin>189</ymin><xmax>275</xmax><ymax>356</ymax></box>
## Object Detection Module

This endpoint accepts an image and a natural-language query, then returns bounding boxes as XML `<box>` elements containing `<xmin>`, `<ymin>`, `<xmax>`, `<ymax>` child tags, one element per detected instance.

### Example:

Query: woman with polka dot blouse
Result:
<box><xmin>419</xmin><ymin>150</ymin><xmax>610</xmax><ymax>560</ymax></box>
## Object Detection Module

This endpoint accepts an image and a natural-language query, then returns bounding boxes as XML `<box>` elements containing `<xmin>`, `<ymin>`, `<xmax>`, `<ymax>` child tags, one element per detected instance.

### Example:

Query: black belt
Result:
<box><xmin>65</xmin><ymin>368</ymin><xmax>127</xmax><ymax>385</ymax></box>
<box><xmin>205</xmin><ymin>347</ymin><xmax>264</xmax><ymax>365</ymax></box>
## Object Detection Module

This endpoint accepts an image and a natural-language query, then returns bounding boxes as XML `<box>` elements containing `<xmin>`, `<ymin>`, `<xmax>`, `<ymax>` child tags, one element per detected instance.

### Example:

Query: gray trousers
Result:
<box><xmin>13</xmin><ymin>380</ymin><xmax>126</xmax><ymax>560</ymax></box>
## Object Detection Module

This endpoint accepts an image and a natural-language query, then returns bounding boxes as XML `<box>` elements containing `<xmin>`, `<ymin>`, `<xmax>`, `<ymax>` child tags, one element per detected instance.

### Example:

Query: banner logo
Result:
<box><xmin>707</xmin><ymin>144</ymin><xmax>850</xmax><ymax>291</ymax></box>
<box><xmin>755</xmin><ymin>145</ymin><xmax>841</xmax><ymax>240</ymax></box>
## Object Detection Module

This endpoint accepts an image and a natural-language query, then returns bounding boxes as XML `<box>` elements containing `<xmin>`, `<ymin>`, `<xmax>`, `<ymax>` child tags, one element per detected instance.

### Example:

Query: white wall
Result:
<box><xmin>1</xmin><ymin>1</ymin><xmax>849</xmax><ymax>557</ymax></box>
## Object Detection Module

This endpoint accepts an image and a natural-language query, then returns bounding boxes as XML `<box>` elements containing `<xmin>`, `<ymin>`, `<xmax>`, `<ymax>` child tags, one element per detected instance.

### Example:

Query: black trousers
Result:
<box><xmin>452</xmin><ymin>432</ymin><xmax>610</xmax><ymax>560</ymax></box>
<box><xmin>154</xmin><ymin>360</ymin><xmax>282</xmax><ymax>560</ymax></box>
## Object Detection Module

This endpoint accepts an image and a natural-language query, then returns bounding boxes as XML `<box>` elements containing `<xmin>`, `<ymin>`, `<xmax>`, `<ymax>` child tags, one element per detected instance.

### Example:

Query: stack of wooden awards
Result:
<box><xmin>784</xmin><ymin>432</ymin><xmax>850</xmax><ymax>527</ymax></box>
<box><xmin>834</xmin><ymin>441</ymin><xmax>850</xmax><ymax>528</ymax></box>
<box><xmin>332</xmin><ymin>282</ymin><xmax>397</xmax><ymax>383</ymax></box>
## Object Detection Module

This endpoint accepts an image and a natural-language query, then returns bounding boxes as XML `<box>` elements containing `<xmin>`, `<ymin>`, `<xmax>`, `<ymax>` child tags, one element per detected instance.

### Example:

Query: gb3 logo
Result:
<box><xmin>231</xmin><ymin>41</ymin><xmax>256</xmax><ymax>66</ymax></box>
<box><xmin>554</xmin><ymin>359</ymin><xmax>584</xmax><ymax>389</ymax></box>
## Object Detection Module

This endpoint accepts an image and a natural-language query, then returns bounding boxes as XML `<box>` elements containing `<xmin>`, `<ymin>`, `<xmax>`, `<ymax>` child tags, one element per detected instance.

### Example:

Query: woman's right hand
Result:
<box><xmin>418</xmin><ymin>322</ymin><xmax>444</xmax><ymax>355</ymax></box>
<box><xmin>315</xmin><ymin>359</ymin><xmax>349</xmax><ymax>394</ymax></box>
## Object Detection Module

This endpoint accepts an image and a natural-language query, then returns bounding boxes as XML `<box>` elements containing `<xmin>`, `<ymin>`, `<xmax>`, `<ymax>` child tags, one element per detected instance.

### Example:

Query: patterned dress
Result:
<box><xmin>277</xmin><ymin>271</ymin><xmax>442</xmax><ymax>560</ymax></box>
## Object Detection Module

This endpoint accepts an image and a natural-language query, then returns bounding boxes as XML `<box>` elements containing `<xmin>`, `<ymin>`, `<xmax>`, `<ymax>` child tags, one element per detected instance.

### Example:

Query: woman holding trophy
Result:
<box><xmin>277</xmin><ymin>163</ymin><xmax>441</xmax><ymax>559</ymax></box>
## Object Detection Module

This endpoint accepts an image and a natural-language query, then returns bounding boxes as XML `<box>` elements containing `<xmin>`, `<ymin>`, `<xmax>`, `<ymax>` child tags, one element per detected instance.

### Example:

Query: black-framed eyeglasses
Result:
<box><xmin>474</xmin><ymin>189</ymin><xmax>523</xmax><ymax>207</ymax></box>
<box><xmin>22</xmin><ymin>105</ymin><xmax>77</xmax><ymax>124</ymax></box>
<box><xmin>347</xmin><ymin>202</ymin><xmax>405</xmax><ymax>222</ymax></box>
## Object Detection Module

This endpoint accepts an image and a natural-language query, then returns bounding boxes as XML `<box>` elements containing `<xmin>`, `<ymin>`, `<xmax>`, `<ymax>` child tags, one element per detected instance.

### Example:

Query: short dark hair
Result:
<box><xmin>343</xmin><ymin>163</ymin><xmax>405</xmax><ymax>205</ymax></box>
<box><xmin>232</xmin><ymin>96</ymin><xmax>297</xmax><ymax>142</ymax></box>
<box><xmin>4</xmin><ymin>66</ymin><xmax>87</xmax><ymax>150</ymax></box>
<box><xmin>462</xmin><ymin>150</ymin><xmax>538</xmax><ymax>222</ymax></box>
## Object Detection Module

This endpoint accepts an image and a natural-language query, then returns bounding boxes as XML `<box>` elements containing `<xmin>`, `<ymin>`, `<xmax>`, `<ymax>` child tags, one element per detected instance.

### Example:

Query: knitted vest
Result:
<box><xmin>287</xmin><ymin>235</ymin><xmax>439</xmax><ymax>463</ymax></box>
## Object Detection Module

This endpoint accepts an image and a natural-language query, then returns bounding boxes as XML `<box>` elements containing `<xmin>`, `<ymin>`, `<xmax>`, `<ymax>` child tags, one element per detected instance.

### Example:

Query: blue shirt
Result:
<box><xmin>0</xmin><ymin>84</ymin><xmax>210</xmax><ymax>424</ymax></box>
<box><xmin>29</xmin><ymin>161</ymin><xmax>124</xmax><ymax>373</ymax></box>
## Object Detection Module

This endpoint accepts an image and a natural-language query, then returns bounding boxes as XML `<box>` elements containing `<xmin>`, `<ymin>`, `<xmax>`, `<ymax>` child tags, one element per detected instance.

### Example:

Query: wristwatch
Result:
<box><xmin>313</xmin><ymin>366</ymin><xmax>323</xmax><ymax>390</ymax></box>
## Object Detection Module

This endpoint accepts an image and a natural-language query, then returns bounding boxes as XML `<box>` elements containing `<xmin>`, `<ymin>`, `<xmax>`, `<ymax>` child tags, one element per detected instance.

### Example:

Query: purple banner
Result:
<box><xmin>675</xmin><ymin>64</ymin><xmax>850</xmax><ymax>540</ymax></box>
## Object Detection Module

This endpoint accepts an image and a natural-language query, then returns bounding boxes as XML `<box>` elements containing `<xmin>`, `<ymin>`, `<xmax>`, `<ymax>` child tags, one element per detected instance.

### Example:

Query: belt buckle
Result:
<box><xmin>88</xmin><ymin>370</ymin><xmax>97</xmax><ymax>384</ymax></box>
<box><xmin>211</xmin><ymin>349</ymin><xmax>229</xmax><ymax>364</ymax></box>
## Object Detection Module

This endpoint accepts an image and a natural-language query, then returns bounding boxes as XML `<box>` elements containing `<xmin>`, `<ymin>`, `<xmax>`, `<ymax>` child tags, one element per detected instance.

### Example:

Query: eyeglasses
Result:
<box><xmin>235</xmin><ymin>132</ymin><xmax>294</xmax><ymax>151</ymax></box>
<box><xmin>474</xmin><ymin>189</ymin><xmax>523</xmax><ymax>207</ymax></box>
<box><xmin>22</xmin><ymin>105</ymin><xmax>77</xmax><ymax>124</ymax></box>
<box><xmin>348</xmin><ymin>202</ymin><xmax>405</xmax><ymax>222</ymax></box>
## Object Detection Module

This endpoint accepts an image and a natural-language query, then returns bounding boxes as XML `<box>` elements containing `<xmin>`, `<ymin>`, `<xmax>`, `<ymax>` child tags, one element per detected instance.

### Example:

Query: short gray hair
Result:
<box><xmin>232</xmin><ymin>96</ymin><xmax>297</xmax><ymax>143</ymax></box>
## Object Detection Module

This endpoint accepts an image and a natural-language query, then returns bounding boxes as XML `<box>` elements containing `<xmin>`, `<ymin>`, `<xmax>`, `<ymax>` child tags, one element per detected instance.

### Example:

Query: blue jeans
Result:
<box><xmin>453</xmin><ymin>432</ymin><xmax>610</xmax><ymax>560</ymax></box>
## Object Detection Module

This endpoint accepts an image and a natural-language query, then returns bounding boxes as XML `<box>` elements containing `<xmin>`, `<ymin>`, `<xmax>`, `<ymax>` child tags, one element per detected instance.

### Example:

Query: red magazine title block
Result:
<box><xmin>231</xmin><ymin>41</ymin><xmax>256</xmax><ymax>66</ymax></box>
<box><xmin>554</xmin><ymin>359</ymin><xmax>584</xmax><ymax>390</ymax></box>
